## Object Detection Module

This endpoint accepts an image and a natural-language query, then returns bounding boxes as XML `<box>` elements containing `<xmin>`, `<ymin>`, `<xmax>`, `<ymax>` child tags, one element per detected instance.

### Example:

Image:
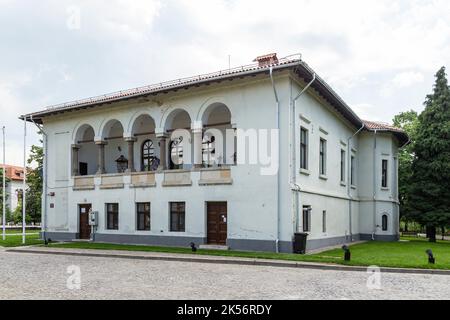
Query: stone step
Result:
<box><xmin>199</xmin><ymin>244</ymin><xmax>229</xmax><ymax>251</ymax></box>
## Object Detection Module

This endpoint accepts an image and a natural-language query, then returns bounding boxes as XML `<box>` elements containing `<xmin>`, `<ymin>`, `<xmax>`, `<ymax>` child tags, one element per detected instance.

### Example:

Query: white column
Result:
<box><xmin>95</xmin><ymin>140</ymin><xmax>107</xmax><ymax>175</ymax></box>
<box><xmin>125</xmin><ymin>137</ymin><xmax>137</xmax><ymax>173</ymax></box>
<box><xmin>156</xmin><ymin>130</ymin><xmax>168</xmax><ymax>171</ymax></box>
<box><xmin>192</xmin><ymin>121</ymin><xmax>203</xmax><ymax>169</ymax></box>
<box><xmin>71</xmin><ymin>144</ymin><xmax>80</xmax><ymax>176</ymax></box>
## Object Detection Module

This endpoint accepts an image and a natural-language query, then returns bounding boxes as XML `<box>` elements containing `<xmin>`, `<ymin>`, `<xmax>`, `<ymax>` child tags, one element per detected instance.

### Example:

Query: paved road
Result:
<box><xmin>0</xmin><ymin>249</ymin><xmax>448</xmax><ymax>300</ymax></box>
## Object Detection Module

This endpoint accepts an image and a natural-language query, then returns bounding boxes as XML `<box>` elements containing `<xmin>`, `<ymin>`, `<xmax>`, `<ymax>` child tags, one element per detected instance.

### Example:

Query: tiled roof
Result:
<box><xmin>23</xmin><ymin>56</ymin><xmax>301</xmax><ymax>121</ymax></box>
<box><xmin>20</xmin><ymin>53</ymin><xmax>409</xmax><ymax>145</ymax></box>
<box><xmin>363</xmin><ymin>120</ymin><xmax>405</xmax><ymax>133</ymax></box>
<box><xmin>363</xmin><ymin>120</ymin><xmax>409</xmax><ymax>145</ymax></box>
<box><xmin>1</xmin><ymin>165</ymin><xmax>25</xmax><ymax>181</ymax></box>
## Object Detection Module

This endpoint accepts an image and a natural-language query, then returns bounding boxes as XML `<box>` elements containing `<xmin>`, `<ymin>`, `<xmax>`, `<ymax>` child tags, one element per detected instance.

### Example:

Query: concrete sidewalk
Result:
<box><xmin>7</xmin><ymin>246</ymin><xmax>450</xmax><ymax>276</ymax></box>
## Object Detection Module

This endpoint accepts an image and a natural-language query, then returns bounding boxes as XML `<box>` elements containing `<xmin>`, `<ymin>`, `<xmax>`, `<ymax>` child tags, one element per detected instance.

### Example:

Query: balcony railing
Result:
<box><xmin>100</xmin><ymin>173</ymin><xmax>125</xmax><ymax>190</ymax></box>
<box><xmin>162</xmin><ymin>170</ymin><xmax>192</xmax><ymax>187</ymax></box>
<box><xmin>72</xmin><ymin>167</ymin><xmax>233</xmax><ymax>191</ymax></box>
<box><xmin>198</xmin><ymin>167</ymin><xmax>233</xmax><ymax>186</ymax></box>
<box><xmin>130</xmin><ymin>172</ymin><xmax>156</xmax><ymax>188</ymax></box>
<box><xmin>73</xmin><ymin>176</ymin><xmax>95</xmax><ymax>191</ymax></box>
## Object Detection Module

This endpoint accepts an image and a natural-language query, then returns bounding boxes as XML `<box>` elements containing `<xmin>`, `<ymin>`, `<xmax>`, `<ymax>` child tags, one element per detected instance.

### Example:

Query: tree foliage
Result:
<box><xmin>393</xmin><ymin>110</ymin><xmax>419</xmax><ymax>222</ymax></box>
<box><xmin>409</xmin><ymin>66</ymin><xmax>450</xmax><ymax>241</ymax></box>
<box><xmin>25</xmin><ymin>144</ymin><xmax>43</xmax><ymax>224</ymax></box>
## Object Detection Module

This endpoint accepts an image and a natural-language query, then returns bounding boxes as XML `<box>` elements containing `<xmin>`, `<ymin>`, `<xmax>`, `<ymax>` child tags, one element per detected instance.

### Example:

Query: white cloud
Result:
<box><xmin>0</xmin><ymin>0</ymin><xmax>449</xmax><ymax>165</ymax></box>
<box><xmin>391</xmin><ymin>71</ymin><xmax>425</xmax><ymax>88</ymax></box>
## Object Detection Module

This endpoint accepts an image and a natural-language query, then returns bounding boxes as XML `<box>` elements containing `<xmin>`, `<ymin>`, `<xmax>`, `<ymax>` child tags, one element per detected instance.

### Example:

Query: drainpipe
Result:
<box><xmin>347</xmin><ymin>123</ymin><xmax>365</xmax><ymax>242</ymax></box>
<box><xmin>29</xmin><ymin>115</ymin><xmax>48</xmax><ymax>243</ymax></box>
<box><xmin>291</xmin><ymin>73</ymin><xmax>316</xmax><ymax>233</ymax></box>
<box><xmin>372</xmin><ymin>130</ymin><xmax>378</xmax><ymax>241</ymax></box>
<box><xmin>269</xmin><ymin>66</ymin><xmax>281</xmax><ymax>253</ymax></box>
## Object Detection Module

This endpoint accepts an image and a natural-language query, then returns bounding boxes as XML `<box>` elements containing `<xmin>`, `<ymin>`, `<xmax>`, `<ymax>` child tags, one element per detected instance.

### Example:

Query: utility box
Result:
<box><xmin>88</xmin><ymin>211</ymin><xmax>98</xmax><ymax>226</ymax></box>
<box><xmin>293</xmin><ymin>233</ymin><xmax>308</xmax><ymax>254</ymax></box>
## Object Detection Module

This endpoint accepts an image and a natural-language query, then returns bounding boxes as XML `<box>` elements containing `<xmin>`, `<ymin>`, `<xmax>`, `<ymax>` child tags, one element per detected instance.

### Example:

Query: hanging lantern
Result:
<box><xmin>115</xmin><ymin>155</ymin><xmax>128</xmax><ymax>173</ymax></box>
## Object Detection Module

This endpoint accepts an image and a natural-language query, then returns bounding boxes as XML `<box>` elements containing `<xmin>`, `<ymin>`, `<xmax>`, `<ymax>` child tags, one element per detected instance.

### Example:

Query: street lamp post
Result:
<box><xmin>22</xmin><ymin>120</ymin><xmax>26</xmax><ymax>245</ymax></box>
<box><xmin>2</xmin><ymin>126</ymin><xmax>6</xmax><ymax>241</ymax></box>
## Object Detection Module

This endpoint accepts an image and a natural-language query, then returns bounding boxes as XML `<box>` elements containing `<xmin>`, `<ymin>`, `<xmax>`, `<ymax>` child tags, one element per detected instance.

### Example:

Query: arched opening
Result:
<box><xmin>102</xmin><ymin>120</ymin><xmax>126</xmax><ymax>174</ymax></box>
<box><xmin>74</xmin><ymin>124</ymin><xmax>96</xmax><ymax>176</ymax></box>
<box><xmin>131</xmin><ymin>114</ymin><xmax>158</xmax><ymax>171</ymax></box>
<box><xmin>201</xmin><ymin>103</ymin><xmax>233</xmax><ymax>167</ymax></box>
<box><xmin>141</xmin><ymin>139</ymin><xmax>157</xmax><ymax>171</ymax></box>
<box><xmin>382</xmin><ymin>214</ymin><xmax>388</xmax><ymax>231</ymax></box>
<box><xmin>165</xmin><ymin>109</ymin><xmax>192</xmax><ymax>170</ymax></box>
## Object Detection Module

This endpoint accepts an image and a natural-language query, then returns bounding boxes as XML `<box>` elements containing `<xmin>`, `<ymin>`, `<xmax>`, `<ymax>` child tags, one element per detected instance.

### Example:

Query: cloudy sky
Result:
<box><xmin>0</xmin><ymin>0</ymin><xmax>449</xmax><ymax>166</ymax></box>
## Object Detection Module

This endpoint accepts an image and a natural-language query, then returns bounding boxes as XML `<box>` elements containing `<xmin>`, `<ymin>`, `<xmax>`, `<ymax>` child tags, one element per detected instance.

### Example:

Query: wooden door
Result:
<box><xmin>79</xmin><ymin>204</ymin><xmax>92</xmax><ymax>240</ymax></box>
<box><xmin>207</xmin><ymin>202</ymin><xmax>227</xmax><ymax>245</ymax></box>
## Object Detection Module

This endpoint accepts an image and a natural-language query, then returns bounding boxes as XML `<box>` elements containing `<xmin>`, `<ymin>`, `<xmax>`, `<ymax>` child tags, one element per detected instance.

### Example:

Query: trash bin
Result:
<box><xmin>293</xmin><ymin>233</ymin><xmax>308</xmax><ymax>254</ymax></box>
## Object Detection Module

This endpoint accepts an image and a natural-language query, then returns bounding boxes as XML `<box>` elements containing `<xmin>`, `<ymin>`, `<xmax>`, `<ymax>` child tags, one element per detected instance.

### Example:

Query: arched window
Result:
<box><xmin>141</xmin><ymin>140</ymin><xmax>155</xmax><ymax>171</ymax></box>
<box><xmin>382</xmin><ymin>215</ymin><xmax>388</xmax><ymax>231</ymax></box>
<box><xmin>202</xmin><ymin>135</ymin><xmax>215</xmax><ymax>167</ymax></box>
<box><xmin>169</xmin><ymin>137</ymin><xmax>183</xmax><ymax>170</ymax></box>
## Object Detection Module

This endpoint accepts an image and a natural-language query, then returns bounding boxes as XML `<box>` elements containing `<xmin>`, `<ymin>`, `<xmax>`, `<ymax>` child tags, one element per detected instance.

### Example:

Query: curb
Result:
<box><xmin>6</xmin><ymin>248</ymin><xmax>450</xmax><ymax>276</ymax></box>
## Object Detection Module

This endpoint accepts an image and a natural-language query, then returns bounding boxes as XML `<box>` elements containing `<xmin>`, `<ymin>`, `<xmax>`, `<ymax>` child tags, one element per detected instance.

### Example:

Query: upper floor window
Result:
<box><xmin>340</xmin><ymin>149</ymin><xmax>346</xmax><ymax>183</ymax></box>
<box><xmin>169</xmin><ymin>137</ymin><xmax>183</xmax><ymax>170</ymax></box>
<box><xmin>300</xmin><ymin>128</ymin><xmax>308</xmax><ymax>170</ymax></box>
<box><xmin>382</xmin><ymin>159</ymin><xmax>388</xmax><ymax>188</ymax></box>
<box><xmin>350</xmin><ymin>155</ymin><xmax>356</xmax><ymax>186</ymax></box>
<box><xmin>319</xmin><ymin>139</ymin><xmax>327</xmax><ymax>175</ymax></box>
<box><xmin>142</xmin><ymin>140</ymin><xmax>156</xmax><ymax>171</ymax></box>
<box><xmin>202</xmin><ymin>135</ymin><xmax>216</xmax><ymax>167</ymax></box>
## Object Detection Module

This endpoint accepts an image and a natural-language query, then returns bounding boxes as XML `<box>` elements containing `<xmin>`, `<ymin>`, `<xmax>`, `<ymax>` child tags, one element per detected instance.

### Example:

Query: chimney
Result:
<box><xmin>253</xmin><ymin>53</ymin><xmax>279</xmax><ymax>67</ymax></box>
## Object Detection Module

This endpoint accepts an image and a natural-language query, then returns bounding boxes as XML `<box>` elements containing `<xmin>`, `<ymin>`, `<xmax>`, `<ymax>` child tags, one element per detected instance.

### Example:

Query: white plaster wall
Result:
<box><xmin>43</xmin><ymin>74</ymin><xmax>281</xmax><ymax>242</ymax></box>
<box><xmin>41</xmin><ymin>71</ymin><xmax>401</xmax><ymax>246</ymax></box>
<box><xmin>7</xmin><ymin>180</ymin><xmax>23</xmax><ymax>212</ymax></box>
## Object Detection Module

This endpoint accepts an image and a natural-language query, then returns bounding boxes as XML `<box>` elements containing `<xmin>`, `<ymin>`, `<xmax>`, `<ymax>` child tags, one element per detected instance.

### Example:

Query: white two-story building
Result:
<box><xmin>23</xmin><ymin>53</ymin><xmax>408</xmax><ymax>252</ymax></box>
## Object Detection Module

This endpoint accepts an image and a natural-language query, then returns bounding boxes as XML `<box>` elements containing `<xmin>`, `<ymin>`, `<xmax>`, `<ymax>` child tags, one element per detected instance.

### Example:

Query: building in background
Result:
<box><xmin>3</xmin><ymin>165</ymin><xmax>25</xmax><ymax>213</ymax></box>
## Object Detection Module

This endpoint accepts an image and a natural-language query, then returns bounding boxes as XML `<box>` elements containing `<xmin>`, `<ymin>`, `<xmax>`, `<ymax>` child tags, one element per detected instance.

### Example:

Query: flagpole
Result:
<box><xmin>22</xmin><ymin>119</ymin><xmax>27</xmax><ymax>244</ymax></box>
<box><xmin>2</xmin><ymin>126</ymin><xmax>6</xmax><ymax>241</ymax></box>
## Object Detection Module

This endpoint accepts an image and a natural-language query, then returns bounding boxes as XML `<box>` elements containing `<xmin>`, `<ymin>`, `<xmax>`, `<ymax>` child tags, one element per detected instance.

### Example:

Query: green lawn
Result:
<box><xmin>47</xmin><ymin>237</ymin><xmax>450</xmax><ymax>270</ymax></box>
<box><xmin>0</xmin><ymin>234</ymin><xmax>43</xmax><ymax>247</ymax></box>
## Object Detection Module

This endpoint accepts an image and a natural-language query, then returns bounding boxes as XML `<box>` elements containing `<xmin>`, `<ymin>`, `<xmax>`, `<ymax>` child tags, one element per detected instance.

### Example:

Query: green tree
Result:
<box><xmin>393</xmin><ymin>110</ymin><xmax>419</xmax><ymax>227</ymax></box>
<box><xmin>410</xmin><ymin>66</ymin><xmax>450</xmax><ymax>242</ymax></box>
<box><xmin>25</xmin><ymin>144</ymin><xmax>43</xmax><ymax>224</ymax></box>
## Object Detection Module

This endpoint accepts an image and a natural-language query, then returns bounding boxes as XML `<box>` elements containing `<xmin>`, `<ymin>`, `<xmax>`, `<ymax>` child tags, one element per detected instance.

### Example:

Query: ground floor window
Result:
<box><xmin>322</xmin><ymin>210</ymin><xmax>327</xmax><ymax>233</ymax></box>
<box><xmin>106</xmin><ymin>203</ymin><xmax>119</xmax><ymax>230</ymax></box>
<box><xmin>170</xmin><ymin>202</ymin><xmax>185</xmax><ymax>232</ymax></box>
<box><xmin>382</xmin><ymin>214</ymin><xmax>388</xmax><ymax>231</ymax></box>
<box><xmin>303</xmin><ymin>206</ymin><xmax>311</xmax><ymax>232</ymax></box>
<box><xmin>136</xmin><ymin>203</ymin><xmax>151</xmax><ymax>231</ymax></box>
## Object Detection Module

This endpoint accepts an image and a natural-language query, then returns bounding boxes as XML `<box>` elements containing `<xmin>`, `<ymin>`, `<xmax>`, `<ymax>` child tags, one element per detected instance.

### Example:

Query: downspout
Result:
<box><xmin>291</xmin><ymin>73</ymin><xmax>316</xmax><ymax>234</ymax></box>
<box><xmin>372</xmin><ymin>130</ymin><xmax>378</xmax><ymax>240</ymax></box>
<box><xmin>347</xmin><ymin>123</ymin><xmax>365</xmax><ymax>242</ymax></box>
<box><xmin>269</xmin><ymin>66</ymin><xmax>281</xmax><ymax>253</ymax></box>
<box><xmin>29</xmin><ymin>115</ymin><xmax>48</xmax><ymax>244</ymax></box>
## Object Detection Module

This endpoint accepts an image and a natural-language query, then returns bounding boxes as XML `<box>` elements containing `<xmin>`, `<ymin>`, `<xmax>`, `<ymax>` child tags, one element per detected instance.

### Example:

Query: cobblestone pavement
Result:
<box><xmin>0</xmin><ymin>250</ymin><xmax>448</xmax><ymax>300</ymax></box>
